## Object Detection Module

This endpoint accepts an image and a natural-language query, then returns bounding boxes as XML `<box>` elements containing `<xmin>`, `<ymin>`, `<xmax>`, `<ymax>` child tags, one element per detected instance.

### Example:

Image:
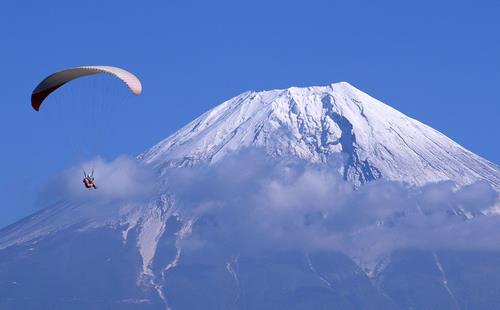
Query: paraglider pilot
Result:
<box><xmin>83</xmin><ymin>170</ymin><xmax>97</xmax><ymax>189</ymax></box>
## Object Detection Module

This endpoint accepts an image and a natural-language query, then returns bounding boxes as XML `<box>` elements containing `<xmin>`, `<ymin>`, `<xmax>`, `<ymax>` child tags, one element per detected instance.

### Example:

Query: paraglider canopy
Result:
<box><xmin>31</xmin><ymin>66</ymin><xmax>142</xmax><ymax>111</ymax></box>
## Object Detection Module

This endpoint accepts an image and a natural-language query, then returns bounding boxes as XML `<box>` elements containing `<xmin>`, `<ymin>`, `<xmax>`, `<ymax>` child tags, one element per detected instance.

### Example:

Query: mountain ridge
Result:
<box><xmin>141</xmin><ymin>82</ymin><xmax>499</xmax><ymax>188</ymax></box>
<box><xmin>1</xmin><ymin>82</ymin><xmax>499</xmax><ymax>310</ymax></box>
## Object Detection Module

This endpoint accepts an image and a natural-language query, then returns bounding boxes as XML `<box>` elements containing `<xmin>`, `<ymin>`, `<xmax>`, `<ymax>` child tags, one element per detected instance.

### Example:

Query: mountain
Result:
<box><xmin>0</xmin><ymin>82</ymin><xmax>499</xmax><ymax>310</ymax></box>
<box><xmin>141</xmin><ymin>82</ymin><xmax>499</xmax><ymax>188</ymax></box>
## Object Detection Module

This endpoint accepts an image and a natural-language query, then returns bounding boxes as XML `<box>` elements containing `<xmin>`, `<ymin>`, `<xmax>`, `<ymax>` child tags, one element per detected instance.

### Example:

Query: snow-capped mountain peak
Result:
<box><xmin>141</xmin><ymin>82</ymin><xmax>499</xmax><ymax>188</ymax></box>
<box><xmin>1</xmin><ymin>82</ymin><xmax>499</xmax><ymax>310</ymax></box>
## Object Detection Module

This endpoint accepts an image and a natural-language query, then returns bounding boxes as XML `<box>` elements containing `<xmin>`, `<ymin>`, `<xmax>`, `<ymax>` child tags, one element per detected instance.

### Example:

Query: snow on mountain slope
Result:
<box><xmin>141</xmin><ymin>82</ymin><xmax>499</xmax><ymax>188</ymax></box>
<box><xmin>0</xmin><ymin>192</ymin><xmax>188</xmax><ymax>301</ymax></box>
<box><xmin>1</xmin><ymin>82</ymin><xmax>499</xmax><ymax>310</ymax></box>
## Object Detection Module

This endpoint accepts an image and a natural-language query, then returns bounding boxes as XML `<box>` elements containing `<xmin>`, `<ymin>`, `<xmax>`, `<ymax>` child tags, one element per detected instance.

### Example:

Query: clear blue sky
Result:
<box><xmin>0</xmin><ymin>0</ymin><xmax>499</xmax><ymax>227</ymax></box>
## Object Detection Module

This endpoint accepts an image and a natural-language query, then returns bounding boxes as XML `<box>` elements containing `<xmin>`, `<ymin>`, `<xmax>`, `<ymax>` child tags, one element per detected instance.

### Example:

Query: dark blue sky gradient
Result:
<box><xmin>0</xmin><ymin>0</ymin><xmax>499</xmax><ymax>227</ymax></box>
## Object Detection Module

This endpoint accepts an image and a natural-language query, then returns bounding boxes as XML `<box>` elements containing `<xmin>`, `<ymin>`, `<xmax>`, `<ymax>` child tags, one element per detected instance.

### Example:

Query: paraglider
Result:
<box><xmin>31</xmin><ymin>66</ymin><xmax>142</xmax><ymax>189</ymax></box>
<box><xmin>31</xmin><ymin>66</ymin><xmax>142</xmax><ymax>111</ymax></box>
<box><xmin>83</xmin><ymin>170</ymin><xmax>97</xmax><ymax>189</ymax></box>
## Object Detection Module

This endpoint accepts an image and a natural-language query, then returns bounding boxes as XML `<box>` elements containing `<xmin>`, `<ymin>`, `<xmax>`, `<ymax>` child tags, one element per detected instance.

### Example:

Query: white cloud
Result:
<box><xmin>36</xmin><ymin>150</ymin><xmax>500</xmax><ymax>268</ymax></box>
<box><xmin>162</xmin><ymin>151</ymin><xmax>500</xmax><ymax>266</ymax></box>
<box><xmin>39</xmin><ymin>156</ymin><xmax>157</xmax><ymax>204</ymax></box>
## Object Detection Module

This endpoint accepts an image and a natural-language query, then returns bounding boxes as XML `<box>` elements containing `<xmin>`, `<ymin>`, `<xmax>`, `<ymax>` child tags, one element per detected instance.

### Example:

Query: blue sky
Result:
<box><xmin>0</xmin><ymin>0</ymin><xmax>499</xmax><ymax>227</ymax></box>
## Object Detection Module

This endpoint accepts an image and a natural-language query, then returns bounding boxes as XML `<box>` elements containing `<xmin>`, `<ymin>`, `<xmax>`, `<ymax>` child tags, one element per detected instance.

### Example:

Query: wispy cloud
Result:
<box><xmin>163</xmin><ymin>151</ymin><xmax>500</xmax><ymax>266</ymax></box>
<box><xmin>35</xmin><ymin>150</ymin><xmax>499</xmax><ymax>268</ymax></box>
<box><xmin>38</xmin><ymin>156</ymin><xmax>157</xmax><ymax>205</ymax></box>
